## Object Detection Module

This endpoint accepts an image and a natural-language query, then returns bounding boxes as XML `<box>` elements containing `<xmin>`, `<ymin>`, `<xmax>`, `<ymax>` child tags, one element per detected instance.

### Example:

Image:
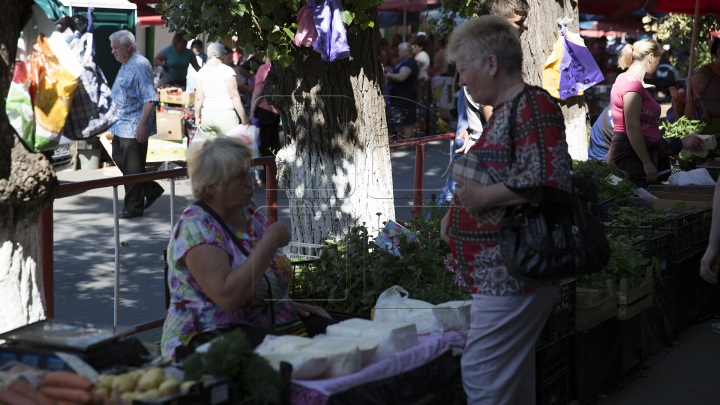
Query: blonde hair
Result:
<box><xmin>446</xmin><ymin>16</ymin><xmax>523</xmax><ymax>75</ymax></box>
<box><xmin>398</xmin><ymin>42</ymin><xmax>415</xmax><ymax>56</ymax></box>
<box><xmin>618</xmin><ymin>39</ymin><xmax>663</xmax><ymax>70</ymax></box>
<box><xmin>187</xmin><ymin>137</ymin><xmax>253</xmax><ymax>202</ymax></box>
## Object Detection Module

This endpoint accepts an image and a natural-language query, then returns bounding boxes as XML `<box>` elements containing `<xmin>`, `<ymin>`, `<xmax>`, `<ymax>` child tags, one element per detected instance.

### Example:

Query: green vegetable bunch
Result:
<box><xmin>183</xmin><ymin>330</ymin><xmax>282</xmax><ymax>405</ymax></box>
<box><xmin>300</xmin><ymin>203</ymin><xmax>469</xmax><ymax>315</ymax></box>
<box><xmin>604</xmin><ymin>205</ymin><xmax>679</xmax><ymax>228</ymax></box>
<box><xmin>661</xmin><ymin>117</ymin><xmax>720</xmax><ymax>139</ymax></box>
<box><xmin>572</xmin><ymin>159</ymin><xmax>635</xmax><ymax>202</ymax></box>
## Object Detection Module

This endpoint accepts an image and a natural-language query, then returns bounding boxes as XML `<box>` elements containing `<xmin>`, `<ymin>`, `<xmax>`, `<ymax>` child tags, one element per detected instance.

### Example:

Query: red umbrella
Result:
<box><xmin>378</xmin><ymin>0</ymin><xmax>441</xmax><ymax>41</ymax></box>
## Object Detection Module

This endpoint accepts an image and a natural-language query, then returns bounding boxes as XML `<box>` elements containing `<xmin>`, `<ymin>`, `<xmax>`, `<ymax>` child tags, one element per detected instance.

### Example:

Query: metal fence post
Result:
<box><xmin>113</xmin><ymin>186</ymin><xmax>120</xmax><ymax>326</ymax></box>
<box><xmin>170</xmin><ymin>178</ymin><xmax>176</xmax><ymax>232</ymax></box>
<box><xmin>40</xmin><ymin>204</ymin><xmax>54</xmax><ymax>319</ymax></box>
<box><xmin>413</xmin><ymin>143</ymin><xmax>425</xmax><ymax>217</ymax></box>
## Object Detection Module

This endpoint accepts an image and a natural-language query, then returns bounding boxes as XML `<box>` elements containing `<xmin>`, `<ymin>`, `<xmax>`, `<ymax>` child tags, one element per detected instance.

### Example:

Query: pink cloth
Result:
<box><xmin>610</xmin><ymin>74</ymin><xmax>661</xmax><ymax>142</ymax></box>
<box><xmin>254</xmin><ymin>63</ymin><xmax>279</xmax><ymax>115</ymax></box>
<box><xmin>295</xmin><ymin>4</ymin><xmax>318</xmax><ymax>47</ymax></box>
<box><xmin>291</xmin><ymin>333</ymin><xmax>451</xmax><ymax>398</ymax></box>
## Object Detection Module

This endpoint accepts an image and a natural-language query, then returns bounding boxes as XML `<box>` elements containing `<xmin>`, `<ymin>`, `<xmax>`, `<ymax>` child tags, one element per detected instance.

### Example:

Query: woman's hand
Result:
<box><xmin>681</xmin><ymin>135</ymin><xmax>704</xmax><ymax>151</ymax></box>
<box><xmin>195</xmin><ymin>117</ymin><xmax>201</xmax><ymax>128</ymax></box>
<box><xmin>290</xmin><ymin>301</ymin><xmax>331</xmax><ymax>319</ymax></box>
<box><xmin>455</xmin><ymin>129</ymin><xmax>469</xmax><ymax>154</ymax></box>
<box><xmin>266</xmin><ymin>222</ymin><xmax>290</xmax><ymax>249</ymax></box>
<box><xmin>643</xmin><ymin>161</ymin><xmax>658</xmax><ymax>184</ymax></box>
<box><xmin>700</xmin><ymin>244</ymin><xmax>720</xmax><ymax>285</ymax></box>
<box><xmin>440</xmin><ymin>210</ymin><xmax>450</xmax><ymax>244</ymax></box>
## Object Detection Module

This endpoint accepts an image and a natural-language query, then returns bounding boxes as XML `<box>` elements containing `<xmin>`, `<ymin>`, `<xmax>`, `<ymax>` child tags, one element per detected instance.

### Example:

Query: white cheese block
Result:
<box><xmin>301</xmin><ymin>340</ymin><xmax>363</xmax><ymax>378</ymax></box>
<box><xmin>325</xmin><ymin>318</ymin><xmax>374</xmax><ymax>338</ymax></box>
<box><xmin>260</xmin><ymin>351</ymin><xmax>329</xmax><ymax>380</ymax></box>
<box><xmin>270</xmin><ymin>335</ymin><xmax>316</xmax><ymax>352</ymax></box>
<box><xmin>433</xmin><ymin>300</ymin><xmax>472</xmax><ymax>331</ymax></box>
<box><xmin>312</xmin><ymin>335</ymin><xmax>380</xmax><ymax>365</ymax></box>
<box><xmin>360</xmin><ymin>321</ymin><xmax>418</xmax><ymax>359</ymax></box>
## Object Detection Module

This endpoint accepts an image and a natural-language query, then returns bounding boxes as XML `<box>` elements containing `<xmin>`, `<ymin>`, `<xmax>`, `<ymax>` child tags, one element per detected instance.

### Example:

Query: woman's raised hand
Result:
<box><xmin>267</xmin><ymin>221</ymin><xmax>290</xmax><ymax>249</ymax></box>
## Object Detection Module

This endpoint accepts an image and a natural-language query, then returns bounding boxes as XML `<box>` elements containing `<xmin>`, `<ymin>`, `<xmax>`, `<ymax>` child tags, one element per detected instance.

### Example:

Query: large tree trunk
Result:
<box><xmin>0</xmin><ymin>0</ymin><xmax>59</xmax><ymax>333</ymax></box>
<box><xmin>521</xmin><ymin>0</ymin><xmax>587</xmax><ymax>161</ymax></box>
<box><xmin>266</xmin><ymin>8</ymin><xmax>395</xmax><ymax>244</ymax></box>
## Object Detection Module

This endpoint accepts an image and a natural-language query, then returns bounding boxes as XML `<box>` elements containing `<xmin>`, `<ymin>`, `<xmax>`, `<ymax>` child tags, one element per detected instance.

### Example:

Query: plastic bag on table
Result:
<box><xmin>373</xmin><ymin>285</ymin><xmax>443</xmax><ymax>335</ymax></box>
<box><xmin>192</xmin><ymin>126</ymin><xmax>207</xmax><ymax>142</ymax></box>
<box><xmin>668</xmin><ymin>168</ymin><xmax>716</xmax><ymax>186</ymax></box>
<box><xmin>226</xmin><ymin>124</ymin><xmax>260</xmax><ymax>158</ymax></box>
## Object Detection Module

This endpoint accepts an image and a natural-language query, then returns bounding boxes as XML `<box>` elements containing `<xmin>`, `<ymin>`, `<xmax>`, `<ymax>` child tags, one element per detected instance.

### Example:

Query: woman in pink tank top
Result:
<box><xmin>605</xmin><ymin>39</ymin><xmax>671</xmax><ymax>188</ymax></box>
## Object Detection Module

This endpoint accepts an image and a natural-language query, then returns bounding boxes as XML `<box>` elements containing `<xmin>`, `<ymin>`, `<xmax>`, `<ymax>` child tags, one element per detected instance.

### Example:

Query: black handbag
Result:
<box><xmin>498</xmin><ymin>87</ymin><xmax>611</xmax><ymax>281</ymax></box>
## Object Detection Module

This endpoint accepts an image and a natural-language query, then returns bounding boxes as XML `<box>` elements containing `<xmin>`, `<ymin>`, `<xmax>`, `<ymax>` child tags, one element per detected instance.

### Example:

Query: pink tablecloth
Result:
<box><xmin>291</xmin><ymin>331</ymin><xmax>468</xmax><ymax>404</ymax></box>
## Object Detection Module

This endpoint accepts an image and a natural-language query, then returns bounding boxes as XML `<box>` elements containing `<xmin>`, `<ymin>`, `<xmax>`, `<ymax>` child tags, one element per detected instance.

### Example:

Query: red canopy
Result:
<box><xmin>378</xmin><ymin>0</ymin><xmax>441</xmax><ymax>13</ymax></box>
<box><xmin>578</xmin><ymin>0</ymin><xmax>720</xmax><ymax>17</ymax></box>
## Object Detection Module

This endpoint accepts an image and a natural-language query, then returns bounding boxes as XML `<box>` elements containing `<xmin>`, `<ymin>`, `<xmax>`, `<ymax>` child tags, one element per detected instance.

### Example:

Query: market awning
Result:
<box><xmin>578</xmin><ymin>0</ymin><xmax>720</xmax><ymax>17</ymax></box>
<box><xmin>378</xmin><ymin>0</ymin><xmax>441</xmax><ymax>13</ymax></box>
<box><xmin>138</xmin><ymin>15</ymin><xmax>163</xmax><ymax>27</ymax></box>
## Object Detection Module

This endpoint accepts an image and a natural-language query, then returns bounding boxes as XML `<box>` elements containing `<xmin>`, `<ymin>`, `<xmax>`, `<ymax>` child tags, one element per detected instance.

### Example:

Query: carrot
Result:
<box><xmin>43</xmin><ymin>372</ymin><xmax>93</xmax><ymax>391</ymax></box>
<box><xmin>0</xmin><ymin>388</ymin><xmax>38</xmax><ymax>405</ymax></box>
<box><xmin>39</xmin><ymin>387</ymin><xmax>90</xmax><ymax>405</ymax></box>
<box><xmin>8</xmin><ymin>380</ymin><xmax>54</xmax><ymax>405</ymax></box>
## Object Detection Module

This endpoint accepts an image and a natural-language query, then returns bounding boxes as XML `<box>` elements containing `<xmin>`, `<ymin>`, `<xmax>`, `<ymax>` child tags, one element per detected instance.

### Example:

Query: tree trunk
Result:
<box><xmin>521</xmin><ymin>0</ymin><xmax>587</xmax><ymax>161</ymax></box>
<box><xmin>0</xmin><ymin>0</ymin><xmax>59</xmax><ymax>333</ymax></box>
<box><xmin>266</xmin><ymin>8</ymin><xmax>395</xmax><ymax>244</ymax></box>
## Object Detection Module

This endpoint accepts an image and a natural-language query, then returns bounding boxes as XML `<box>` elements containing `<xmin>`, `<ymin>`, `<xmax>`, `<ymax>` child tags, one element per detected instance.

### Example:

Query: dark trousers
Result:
<box><xmin>111</xmin><ymin>136</ymin><xmax>164</xmax><ymax>213</ymax></box>
<box><xmin>256</xmin><ymin>108</ymin><xmax>281</xmax><ymax>181</ymax></box>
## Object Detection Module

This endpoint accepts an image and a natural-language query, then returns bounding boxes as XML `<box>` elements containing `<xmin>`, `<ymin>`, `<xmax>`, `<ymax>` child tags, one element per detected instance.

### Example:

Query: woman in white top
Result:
<box><xmin>195</xmin><ymin>43</ymin><xmax>249</xmax><ymax>138</ymax></box>
<box><xmin>413</xmin><ymin>36</ymin><xmax>431</xmax><ymax>80</ymax></box>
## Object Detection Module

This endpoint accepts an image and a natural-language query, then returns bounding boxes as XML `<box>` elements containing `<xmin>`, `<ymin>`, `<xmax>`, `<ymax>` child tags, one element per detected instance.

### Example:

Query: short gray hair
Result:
<box><xmin>187</xmin><ymin>137</ymin><xmax>253</xmax><ymax>202</ymax></box>
<box><xmin>109</xmin><ymin>30</ymin><xmax>137</xmax><ymax>51</ymax></box>
<box><xmin>398</xmin><ymin>42</ymin><xmax>414</xmax><ymax>56</ymax></box>
<box><xmin>446</xmin><ymin>16</ymin><xmax>523</xmax><ymax>75</ymax></box>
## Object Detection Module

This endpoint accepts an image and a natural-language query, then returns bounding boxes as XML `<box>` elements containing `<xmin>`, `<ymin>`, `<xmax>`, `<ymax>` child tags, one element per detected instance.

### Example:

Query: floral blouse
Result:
<box><xmin>161</xmin><ymin>203</ymin><xmax>293</xmax><ymax>357</ymax></box>
<box><xmin>448</xmin><ymin>86</ymin><xmax>572</xmax><ymax>296</ymax></box>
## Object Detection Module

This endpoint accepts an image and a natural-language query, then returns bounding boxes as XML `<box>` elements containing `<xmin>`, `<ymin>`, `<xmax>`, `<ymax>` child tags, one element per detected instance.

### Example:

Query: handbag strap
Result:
<box><xmin>194</xmin><ymin>201</ymin><xmax>276</xmax><ymax>325</ymax></box>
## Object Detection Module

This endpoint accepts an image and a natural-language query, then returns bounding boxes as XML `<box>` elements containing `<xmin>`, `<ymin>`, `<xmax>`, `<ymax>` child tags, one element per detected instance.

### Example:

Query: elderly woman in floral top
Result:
<box><xmin>441</xmin><ymin>17</ymin><xmax>572</xmax><ymax>404</ymax></box>
<box><xmin>161</xmin><ymin>136</ymin><xmax>330</xmax><ymax>358</ymax></box>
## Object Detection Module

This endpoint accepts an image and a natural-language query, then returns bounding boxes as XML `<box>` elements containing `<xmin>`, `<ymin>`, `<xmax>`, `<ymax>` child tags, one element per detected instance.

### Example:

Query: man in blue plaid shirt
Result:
<box><xmin>110</xmin><ymin>30</ymin><xmax>165</xmax><ymax>219</ymax></box>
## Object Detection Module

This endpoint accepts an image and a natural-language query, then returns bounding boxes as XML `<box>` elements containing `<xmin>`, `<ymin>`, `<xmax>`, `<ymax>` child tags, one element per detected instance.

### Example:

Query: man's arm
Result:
<box><xmin>136</xmin><ymin>102</ymin><xmax>155</xmax><ymax>143</ymax></box>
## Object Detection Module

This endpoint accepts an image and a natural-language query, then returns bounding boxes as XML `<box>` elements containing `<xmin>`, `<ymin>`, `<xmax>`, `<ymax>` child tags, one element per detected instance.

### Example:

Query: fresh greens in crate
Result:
<box><xmin>572</xmin><ymin>159</ymin><xmax>635</xmax><ymax>201</ymax></box>
<box><xmin>604</xmin><ymin>205</ymin><xmax>679</xmax><ymax>228</ymax></box>
<box><xmin>661</xmin><ymin>118</ymin><xmax>720</xmax><ymax>170</ymax></box>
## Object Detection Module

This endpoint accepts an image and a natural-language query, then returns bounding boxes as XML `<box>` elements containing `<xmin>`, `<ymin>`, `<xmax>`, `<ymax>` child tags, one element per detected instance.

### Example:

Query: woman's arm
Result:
<box><xmin>184</xmin><ymin>222</ymin><xmax>290</xmax><ymax>310</ymax></box>
<box><xmin>454</xmin><ymin>177</ymin><xmax>531</xmax><ymax>214</ymax></box>
<box><xmin>386</xmin><ymin>66</ymin><xmax>412</xmax><ymax>82</ymax></box>
<box><xmin>250</xmin><ymin>86</ymin><xmax>263</xmax><ymax>120</ymax></box>
<box><xmin>194</xmin><ymin>81</ymin><xmax>204</xmax><ymax>128</ymax></box>
<box><xmin>226</xmin><ymin>76</ymin><xmax>249</xmax><ymax>125</ymax></box>
<box><xmin>692</xmin><ymin>70</ymin><xmax>711</xmax><ymax>97</ymax></box>
<box><xmin>701</xmin><ymin>181</ymin><xmax>720</xmax><ymax>284</ymax></box>
<box><xmin>623</xmin><ymin>92</ymin><xmax>657</xmax><ymax>183</ymax></box>
<box><xmin>190</xmin><ymin>56</ymin><xmax>201</xmax><ymax>72</ymax></box>
<box><xmin>154</xmin><ymin>50</ymin><xmax>167</xmax><ymax>70</ymax></box>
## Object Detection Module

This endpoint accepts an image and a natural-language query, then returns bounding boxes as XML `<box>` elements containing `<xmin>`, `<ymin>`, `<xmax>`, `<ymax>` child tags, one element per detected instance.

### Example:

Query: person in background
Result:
<box><xmin>588</xmin><ymin>105</ymin><xmax>702</xmax><ymax>161</ymax></box>
<box><xmin>185</xmin><ymin>40</ymin><xmax>208</xmax><ymax>93</ymax></box>
<box><xmin>489</xmin><ymin>0</ymin><xmax>528</xmax><ymax>35</ymax></box>
<box><xmin>154</xmin><ymin>33</ymin><xmax>201</xmax><ymax>88</ymax></box>
<box><xmin>413</xmin><ymin>35</ymin><xmax>431</xmax><ymax>80</ymax></box>
<box><xmin>222</xmin><ymin>46</ymin><xmax>235</xmax><ymax>67</ymax></box>
<box><xmin>385</xmin><ymin>42</ymin><xmax>420</xmax><ymax>141</ymax></box>
<box><xmin>605</xmin><ymin>39</ymin><xmax>672</xmax><ymax>188</ymax></box>
<box><xmin>428</xmin><ymin>38</ymin><xmax>448</xmax><ymax>77</ymax></box>
<box><xmin>441</xmin><ymin>16</ymin><xmax>571</xmax><ymax>404</ymax></box>
<box><xmin>389</xmin><ymin>35</ymin><xmax>403</xmax><ymax>68</ymax></box>
<box><xmin>381</xmin><ymin>37</ymin><xmax>394</xmax><ymax>69</ymax></box>
<box><xmin>691</xmin><ymin>37</ymin><xmax>720</xmax><ymax>119</ymax></box>
<box><xmin>250</xmin><ymin>56</ymin><xmax>280</xmax><ymax>186</ymax></box>
<box><xmin>109</xmin><ymin>30</ymin><xmax>165</xmax><ymax>219</ymax></box>
<box><xmin>195</xmin><ymin>43</ymin><xmax>249</xmax><ymax>139</ymax></box>
<box><xmin>161</xmin><ymin>137</ymin><xmax>332</xmax><ymax>358</ymax></box>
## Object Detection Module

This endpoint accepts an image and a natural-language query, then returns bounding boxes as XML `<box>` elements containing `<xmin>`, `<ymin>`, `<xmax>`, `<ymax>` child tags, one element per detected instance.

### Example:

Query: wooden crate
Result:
<box><xmin>575</xmin><ymin>280</ymin><xmax>617</xmax><ymax>332</ymax></box>
<box><xmin>617</xmin><ymin>268</ymin><xmax>654</xmax><ymax>321</ymax></box>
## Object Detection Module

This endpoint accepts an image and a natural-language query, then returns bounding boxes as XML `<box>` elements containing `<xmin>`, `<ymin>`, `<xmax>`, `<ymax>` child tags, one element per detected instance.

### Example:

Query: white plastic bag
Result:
<box><xmin>193</xmin><ymin>126</ymin><xmax>207</xmax><ymax>142</ymax></box>
<box><xmin>668</xmin><ymin>168</ymin><xmax>716</xmax><ymax>186</ymax></box>
<box><xmin>373</xmin><ymin>285</ymin><xmax>443</xmax><ymax>335</ymax></box>
<box><xmin>227</xmin><ymin>124</ymin><xmax>260</xmax><ymax>157</ymax></box>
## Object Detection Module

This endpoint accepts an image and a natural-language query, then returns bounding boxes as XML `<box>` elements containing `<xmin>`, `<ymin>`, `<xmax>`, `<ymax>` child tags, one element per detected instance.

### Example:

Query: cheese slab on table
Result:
<box><xmin>433</xmin><ymin>300</ymin><xmax>471</xmax><ymax>331</ymax></box>
<box><xmin>260</xmin><ymin>351</ymin><xmax>329</xmax><ymax>380</ymax></box>
<box><xmin>312</xmin><ymin>335</ymin><xmax>379</xmax><ymax>365</ymax></box>
<box><xmin>301</xmin><ymin>340</ymin><xmax>363</xmax><ymax>378</ymax></box>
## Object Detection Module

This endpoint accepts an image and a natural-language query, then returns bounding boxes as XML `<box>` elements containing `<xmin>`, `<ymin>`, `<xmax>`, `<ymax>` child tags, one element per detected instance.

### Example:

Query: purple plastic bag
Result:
<box><xmin>558</xmin><ymin>32</ymin><xmax>604</xmax><ymax>100</ymax></box>
<box><xmin>311</xmin><ymin>0</ymin><xmax>350</xmax><ymax>62</ymax></box>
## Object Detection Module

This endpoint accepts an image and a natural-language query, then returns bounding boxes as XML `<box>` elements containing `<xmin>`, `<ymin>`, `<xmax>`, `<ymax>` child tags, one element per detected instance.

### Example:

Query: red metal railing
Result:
<box><xmin>39</xmin><ymin>134</ymin><xmax>455</xmax><ymax>333</ymax></box>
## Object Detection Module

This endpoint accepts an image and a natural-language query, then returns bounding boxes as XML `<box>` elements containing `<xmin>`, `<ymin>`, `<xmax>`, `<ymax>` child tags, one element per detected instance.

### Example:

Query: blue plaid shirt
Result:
<box><xmin>110</xmin><ymin>52</ymin><xmax>158</xmax><ymax>139</ymax></box>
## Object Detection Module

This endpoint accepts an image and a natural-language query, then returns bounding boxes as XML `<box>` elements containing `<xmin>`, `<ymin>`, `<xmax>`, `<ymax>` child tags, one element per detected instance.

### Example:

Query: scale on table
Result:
<box><xmin>0</xmin><ymin>320</ymin><xmax>149</xmax><ymax>372</ymax></box>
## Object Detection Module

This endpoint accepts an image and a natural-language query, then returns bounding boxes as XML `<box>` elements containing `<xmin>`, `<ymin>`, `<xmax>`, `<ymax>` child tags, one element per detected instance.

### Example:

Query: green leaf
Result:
<box><xmin>283</xmin><ymin>27</ymin><xmax>295</xmax><ymax>41</ymax></box>
<box><xmin>267</xmin><ymin>31</ymin><xmax>280</xmax><ymax>43</ymax></box>
<box><xmin>267</xmin><ymin>43</ymin><xmax>279</xmax><ymax>60</ymax></box>
<box><xmin>250</xmin><ymin>61</ymin><xmax>259</xmax><ymax>70</ymax></box>
<box><xmin>340</xmin><ymin>10</ymin><xmax>355</xmax><ymax>25</ymax></box>
<box><xmin>260</xmin><ymin>0</ymin><xmax>274</xmax><ymax>14</ymax></box>
<box><xmin>231</xmin><ymin>3</ymin><xmax>247</xmax><ymax>16</ymax></box>
<box><xmin>120</xmin><ymin>242</ymin><xmax>129</xmax><ymax>247</ymax></box>
<box><xmin>259</xmin><ymin>16</ymin><xmax>274</xmax><ymax>30</ymax></box>
<box><xmin>674</xmin><ymin>202</ymin><xmax>687</xmax><ymax>210</ymax></box>
<box><xmin>244</xmin><ymin>43</ymin><xmax>255</xmax><ymax>55</ymax></box>
<box><xmin>278</xmin><ymin>54</ymin><xmax>294</xmax><ymax>68</ymax></box>
<box><xmin>155</xmin><ymin>4</ymin><xmax>163</xmax><ymax>12</ymax></box>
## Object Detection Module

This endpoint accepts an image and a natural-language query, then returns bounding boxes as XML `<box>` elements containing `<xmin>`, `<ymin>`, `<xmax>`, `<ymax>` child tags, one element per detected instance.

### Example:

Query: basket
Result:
<box><xmin>535</xmin><ymin>335</ymin><xmax>572</xmax><ymax>405</ymax></box>
<box><xmin>537</xmin><ymin>279</ymin><xmax>576</xmax><ymax>350</ymax></box>
<box><xmin>692</xmin><ymin>207</ymin><xmax>713</xmax><ymax>254</ymax></box>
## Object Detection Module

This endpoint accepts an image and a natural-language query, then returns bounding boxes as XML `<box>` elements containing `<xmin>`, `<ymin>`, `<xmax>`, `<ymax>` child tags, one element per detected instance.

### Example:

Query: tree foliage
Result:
<box><xmin>645</xmin><ymin>14</ymin><xmax>720</xmax><ymax>76</ymax></box>
<box><xmin>424</xmin><ymin>0</ymin><xmax>489</xmax><ymax>39</ymax></box>
<box><xmin>157</xmin><ymin>0</ymin><xmax>384</xmax><ymax>68</ymax></box>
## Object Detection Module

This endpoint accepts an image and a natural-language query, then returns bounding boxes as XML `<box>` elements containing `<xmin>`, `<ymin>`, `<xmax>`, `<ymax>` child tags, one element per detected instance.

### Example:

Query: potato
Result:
<box><xmin>121</xmin><ymin>391</ymin><xmax>137</xmax><ymax>404</ymax></box>
<box><xmin>97</xmin><ymin>374</ymin><xmax>115</xmax><ymax>390</ymax></box>
<box><xmin>157</xmin><ymin>376</ymin><xmax>180</xmax><ymax>397</ymax></box>
<box><xmin>180</xmin><ymin>380</ymin><xmax>197</xmax><ymax>392</ymax></box>
<box><xmin>137</xmin><ymin>368</ymin><xmax>165</xmax><ymax>392</ymax></box>
<box><xmin>93</xmin><ymin>386</ymin><xmax>111</xmax><ymax>397</ymax></box>
<box><xmin>112</xmin><ymin>373</ymin><xmax>137</xmax><ymax>394</ymax></box>
<box><xmin>135</xmin><ymin>389</ymin><xmax>160</xmax><ymax>400</ymax></box>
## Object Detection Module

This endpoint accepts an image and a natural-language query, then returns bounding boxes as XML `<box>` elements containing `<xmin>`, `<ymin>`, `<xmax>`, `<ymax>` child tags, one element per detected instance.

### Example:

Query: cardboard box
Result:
<box><xmin>630</xmin><ymin>197</ymin><xmax>713</xmax><ymax>211</ymax></box>
<box><xmin>152</xmin><ymin>112</ymin><xmax>185</xmax><ymax>141</ymax></box>
<box><xmin>158</xmin><ymin>87</ymin><xmax>194</xmax><ymax>105</ymax></box>
<box><xmin>648</xmin><ymin>185</ymin><xmax>716</xmax><ymax>196</ymax></box>
<box><xmin>147</xmin><ymin>138</ymin><xmax>187</xmax><ymax>162</ymax></box>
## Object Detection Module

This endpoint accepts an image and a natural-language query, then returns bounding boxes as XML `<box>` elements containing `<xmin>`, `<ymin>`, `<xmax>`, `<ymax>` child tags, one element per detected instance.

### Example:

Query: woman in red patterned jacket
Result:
<box><xmin>441</xmin><ymin>16</ymin><xmax>573</xmax><ymax>404</ymax></box>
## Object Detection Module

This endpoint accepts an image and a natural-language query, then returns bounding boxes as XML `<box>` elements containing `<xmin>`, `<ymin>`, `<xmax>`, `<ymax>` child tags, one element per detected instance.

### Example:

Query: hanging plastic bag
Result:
<box><xmin>311</xmin><ymin>0</ymin><xmax>350</xmax><ymax>62</ymax></box>
<box><xmin>226</xmin><ymin>124</ymin><xmax>260</xmax><ymax>158</ymax></box>
<box><xmin>7</xmin><ymin>59</ymin><xmax>35</xmax><ymax>144</ymax></box>
<box><xmin>373</xmin><ymin>285</ymin><xmax>443</xmax><ymax>335</ymax></box>
<box><xmin>542</xmin><ymin>35</ymin><xmax>565</xmax><ymax>99</ymax></box>
<box><xmin>295</xmin><ymin>4</ymin><xmax>318</xmax><ymax>47</ymax></box>
<box><xmin>29</xmin><ymin>32</ymin><xmax>82</xmax><ymax>151</ymax></box>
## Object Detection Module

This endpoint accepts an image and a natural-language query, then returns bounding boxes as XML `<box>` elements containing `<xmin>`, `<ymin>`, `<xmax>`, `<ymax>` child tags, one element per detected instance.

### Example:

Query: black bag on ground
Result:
<box><xmin>498</xmin><ymin>87</ymin><xmax>610</xmax><ymax>281</ymax></box>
